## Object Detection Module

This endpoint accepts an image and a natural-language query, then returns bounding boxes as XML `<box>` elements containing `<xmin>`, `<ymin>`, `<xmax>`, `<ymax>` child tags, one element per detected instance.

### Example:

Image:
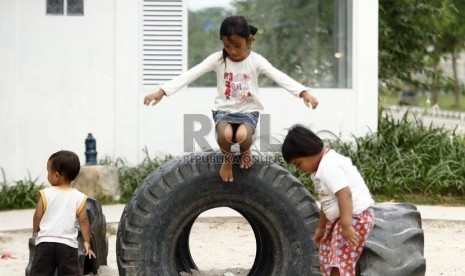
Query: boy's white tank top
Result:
<box><xmin>35</xmin><ymin>186</ymin><xmax>87</xmax><ymax>248</ymax></box>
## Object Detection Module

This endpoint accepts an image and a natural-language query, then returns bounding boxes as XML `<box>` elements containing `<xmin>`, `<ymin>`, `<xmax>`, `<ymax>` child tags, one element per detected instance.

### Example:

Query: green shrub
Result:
<box><xmin>100</xmin><ymin>148</ymin><xmax>172</xmax><ymax>203</ymax></box>
<box><xmin>104</xmin><ymin>111</ymin><xmax>465</xmax><ymax>204</ymax></box>
<box><xmin>3</xmin><ymin>110</ymin><xmax>464</xmax><ymax>208</ymax></box>
<box><xmin>328</xmin><ymin>111</ymin><xmax>465</xmax><ymax>197</ymax></box>
<box><xmin>0</xmin><ymin>168</ymin><xmax>44</xmax><ymax>210</ymax></box>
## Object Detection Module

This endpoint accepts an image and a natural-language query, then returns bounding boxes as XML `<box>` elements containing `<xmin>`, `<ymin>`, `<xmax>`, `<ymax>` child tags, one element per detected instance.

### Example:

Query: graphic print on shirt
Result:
<box><xmin>313</xmin><ymin>177</ymin><xmax>337</xmax><ymax>214</ymax></box>
<box><xmin>224</xmin><ymin>72</ymin><xmax>254</xmax><ymax>105</ymax></box>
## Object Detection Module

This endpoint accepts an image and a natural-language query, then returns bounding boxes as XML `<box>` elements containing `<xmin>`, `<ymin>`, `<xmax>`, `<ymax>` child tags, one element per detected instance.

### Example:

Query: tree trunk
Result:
<box><xmin>451</xmin><ymin>50</ymin><xmax>461</xmax><ymax>108</ymax></box>
<box><xmin>431</xmin><ymin>63</ymin><xmax>439</xmax><ymax>105</ymax></box>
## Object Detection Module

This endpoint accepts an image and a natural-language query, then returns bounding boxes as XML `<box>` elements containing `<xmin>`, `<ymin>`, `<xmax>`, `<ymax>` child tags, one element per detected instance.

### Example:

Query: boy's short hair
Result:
<box><xmin>49</xmin><ymin>150</ymin><xmax>81</xmax><ymax>181</ymax></box>
<box><xmin>282</xmin><ymin>125</ymin><xmax>324</xmax><ymax>163</ymax></box>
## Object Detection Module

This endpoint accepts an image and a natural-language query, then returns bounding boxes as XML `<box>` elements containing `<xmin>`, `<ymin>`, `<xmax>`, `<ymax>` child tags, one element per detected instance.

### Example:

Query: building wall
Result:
<box><xmin>0</xmin><ymin>0</ymin><xmax>378</xmax><ymax>184</ymax></box>
<box><xmin>0</xmin><ymin>0</ymin><xmax>17</xmax><ymax>182</ymax></box>
<box><xmin>0</xmin><ymin>0</ymin><xmax>117</xmax><ymax>182</ymax></box>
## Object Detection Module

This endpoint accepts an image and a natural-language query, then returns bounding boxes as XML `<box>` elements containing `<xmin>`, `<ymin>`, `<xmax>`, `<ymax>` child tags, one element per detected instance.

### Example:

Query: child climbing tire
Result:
<box><xmin>116</xmin><ymin>152</ymin><xmax>322</xmax><ymax>275</ymax></box>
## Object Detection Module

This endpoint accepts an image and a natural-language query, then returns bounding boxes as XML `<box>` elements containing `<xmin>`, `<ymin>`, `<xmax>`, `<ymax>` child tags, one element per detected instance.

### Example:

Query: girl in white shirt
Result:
<box><xmin>282</xmin><ymin>125</ymin><xmax>374</xmax><ymax>276</ymax></box>
<box><xmin>144</xmin><ymin>15</ymin><xmax>318</xmax><ymax>183</ymax></box>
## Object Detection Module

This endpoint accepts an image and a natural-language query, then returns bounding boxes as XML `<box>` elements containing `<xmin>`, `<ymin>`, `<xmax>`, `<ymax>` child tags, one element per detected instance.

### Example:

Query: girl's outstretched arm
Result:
<box><xmin>255</xmin><ymin>54</ymin><xmax>319</xmax><ymax>108</ymax></box>
<box><xmin>300</xmin><ymin>91</ymin><xmax>319</xmax><ymax>109</ymax></box>
<box><xmin>146</xmin><ymin>52</ymin><xmax>218</xmax><ymax>100</ymax></box>
<box><xmin>144</xmin><ymin>89</ymin><xmax>166</xmax><ymax>106</ymax></box>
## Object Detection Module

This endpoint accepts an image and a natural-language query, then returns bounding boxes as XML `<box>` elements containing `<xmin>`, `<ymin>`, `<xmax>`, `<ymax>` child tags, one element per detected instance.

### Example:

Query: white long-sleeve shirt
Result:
<box><xmin>161</xmin><ymin>51</ymin><xmax>309</xmax><ymax>113</ymax></box>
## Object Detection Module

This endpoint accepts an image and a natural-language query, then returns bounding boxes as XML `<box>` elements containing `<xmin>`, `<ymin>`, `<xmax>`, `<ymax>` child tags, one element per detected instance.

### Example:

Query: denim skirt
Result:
<box><xmin>212</xmin><ymin>110</ymin><xmax>259</xmax><ymax>130</ymax></box>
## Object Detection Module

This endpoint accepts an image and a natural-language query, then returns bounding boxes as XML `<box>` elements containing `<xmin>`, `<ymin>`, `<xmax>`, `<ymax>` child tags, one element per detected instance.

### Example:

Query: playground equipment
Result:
<box><xmin>116</xmin><ymin>152</ymin><xmax>426</xmax><ymax>275</ymax></box>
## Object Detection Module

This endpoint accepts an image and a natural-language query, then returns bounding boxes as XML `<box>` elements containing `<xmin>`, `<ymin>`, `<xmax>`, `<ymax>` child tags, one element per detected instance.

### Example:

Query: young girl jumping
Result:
<box><xmin>282</xmin><ymin>125</ymin><xmax>375</xmax><ymax>276</ymax></box>
<box><xmin>144</xmin><ymin>15</ymin><xmax>318</xmax><ymax>183</ymax></box>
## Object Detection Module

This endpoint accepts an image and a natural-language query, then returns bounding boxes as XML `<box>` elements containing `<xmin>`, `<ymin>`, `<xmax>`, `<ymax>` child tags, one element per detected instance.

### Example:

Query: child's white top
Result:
<box><xmin>35</xmin><ymin>186</ymin><xmax>87</xmax><ymax>248</ymax></box>
<box><xmin>311</xmin><ymin>150</ymin><xmax>374</xmax><ymax>221</ymax></box>
<box><xmin>161</xmin><ymin>51</ymin><xmax>308</xmax><ymax>113</ymax></box>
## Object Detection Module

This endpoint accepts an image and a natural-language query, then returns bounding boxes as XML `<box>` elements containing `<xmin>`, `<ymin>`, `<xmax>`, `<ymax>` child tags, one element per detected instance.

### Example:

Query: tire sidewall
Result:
<box><xmin>121</xmin><ymin>154</ymin><xmax>319</xmax><ymax>275</ymax></box>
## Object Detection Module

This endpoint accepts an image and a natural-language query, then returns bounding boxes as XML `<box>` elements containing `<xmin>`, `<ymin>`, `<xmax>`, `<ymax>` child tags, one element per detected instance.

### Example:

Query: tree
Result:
<box><xmin>427</xmin><ymin>0</ymin><xmax>456</xmax><ymax>105</ymax></box>
<box><xmin>379</xmin><ymin>0</ymin><xmax>448</xmax><ymax>93</ymax></box>
<box><xmin>234</xmin><ymin>0</ymin><xmax>341</xmax><ymax>87</ymax></box>
<box><xmin>439</xmin><ymin>0</ymin><xmax>465</xmax><ymax>107</ymax></box>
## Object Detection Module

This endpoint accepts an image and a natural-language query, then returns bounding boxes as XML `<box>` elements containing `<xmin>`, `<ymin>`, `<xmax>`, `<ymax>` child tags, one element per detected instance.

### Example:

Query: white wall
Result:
<box><xmin>353</xmin><ymin>0</ymin><xmax>379</xmax><ymax>135</ymax></box>
<box><xmin>1</xmin><ymin>0</ymin><xmax>117</xmax><ymax>182</ymax></box>
<box><xmin>0</xmin><ymin>0</ymin><xmax>17</xmax><ymax>181</ymax></box>
<box><xmin>0</xmin><ymin>0</ymin><xmax>378</xmax><ymax>184</ymax></box>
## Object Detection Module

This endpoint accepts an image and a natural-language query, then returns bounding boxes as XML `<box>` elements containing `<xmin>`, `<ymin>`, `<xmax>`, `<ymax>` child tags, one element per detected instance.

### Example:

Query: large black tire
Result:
<box><xmin>357</xmin><ymin>203</ymin><xmax>426</xmax><ymax>275</ymax></box>
<box><xmin>116</xmin><ymin>152</ymin><xmax>321</xmax><ymax>276</ymax></box>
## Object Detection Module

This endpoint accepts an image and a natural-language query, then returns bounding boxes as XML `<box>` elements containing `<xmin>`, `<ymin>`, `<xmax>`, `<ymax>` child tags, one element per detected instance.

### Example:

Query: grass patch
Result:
<box><xmin>373</xmin><ymin>194</ymin><xmax>465</xmax><ymax>206</ymax></box>
<box><xmin>380</xmin><ymin>92</ymin><xmax>465</xmax><ymax>112</ymax></box>
<box><xmin>0</xmin><ymin>168</ymin><xmax>45</xmax><ymax>210</ymax></box>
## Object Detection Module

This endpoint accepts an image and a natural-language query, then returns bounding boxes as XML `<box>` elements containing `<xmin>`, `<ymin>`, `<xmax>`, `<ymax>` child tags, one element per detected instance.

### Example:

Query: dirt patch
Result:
<box><xmin>0</xmin><ymin>218</ymin><xmax>463</xmax><ymax>275</ymax></box>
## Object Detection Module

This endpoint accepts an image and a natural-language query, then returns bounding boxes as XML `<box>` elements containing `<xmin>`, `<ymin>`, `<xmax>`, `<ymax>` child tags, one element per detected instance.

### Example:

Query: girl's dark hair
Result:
<box><xmin>219</xmin><ymin>15</ymin><xmax>258</xmax><ymax>62</ymax></box>
<box><xmin>49</xmin><ymin>150</ymin><xmax>81</xmax><ymax>181</ymax></box>
<box><xmin>282</xmin><ymin>125</ymin><xmax>324</xmax><ymax>163</ymax></box>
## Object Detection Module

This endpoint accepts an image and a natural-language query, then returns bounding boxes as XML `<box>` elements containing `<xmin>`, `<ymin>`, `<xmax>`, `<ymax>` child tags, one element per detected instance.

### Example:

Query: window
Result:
<box><xmin>46</xmin><ymin>0</ymin><xmax>84</xmax><ymax>16</ymax></box>
<box><xmin>142</xmin><ymin>0</ymin><xmax>185</xmax><ymax>87</ymax></box>
<box><xmin>67</xmin><ymin>0</ymin><xmax>84</xmax><ymax>15</ymax></box>
<box><xmin>46</xmin><ymin>0</ymin><xmax>64</xmax><ymax>15</ymax></box>
<box><xmin>187</xmin><ymin>0</ymin><xmax>352</xmax><ymax>88</ymax></box>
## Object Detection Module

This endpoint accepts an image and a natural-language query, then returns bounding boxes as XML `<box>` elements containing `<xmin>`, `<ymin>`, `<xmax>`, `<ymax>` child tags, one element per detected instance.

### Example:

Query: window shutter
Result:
<box><xmin>142</xmin><ymin>0</ymin><xmax>186</xmax><ymax>87</ymax></box>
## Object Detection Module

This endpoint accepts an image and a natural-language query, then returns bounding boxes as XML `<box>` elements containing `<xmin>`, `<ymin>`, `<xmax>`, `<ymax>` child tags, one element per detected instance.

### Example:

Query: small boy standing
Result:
<box><xmin>31</xmin><ymin>150</ymin><xmax>95</xmax><ymax>275</ymax></box>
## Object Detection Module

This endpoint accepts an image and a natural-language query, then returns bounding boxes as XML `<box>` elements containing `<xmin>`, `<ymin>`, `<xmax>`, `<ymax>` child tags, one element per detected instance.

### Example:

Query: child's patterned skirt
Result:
<box><xmin>319</xmin><ymin>208</ymin><xmax>374</xmax><ymax>276</ymax></box>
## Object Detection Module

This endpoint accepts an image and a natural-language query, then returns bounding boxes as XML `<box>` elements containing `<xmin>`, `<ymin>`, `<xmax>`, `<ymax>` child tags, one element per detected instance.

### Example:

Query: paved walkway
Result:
<box><xmin>0</xmin><ymin>204</ymin><xmax>464</xmax><ymax>232</ymax></box>
<box><xmin>383</xmin><ymin>105</ymin><xmax>465</xmax><ymax>135</ymax></box>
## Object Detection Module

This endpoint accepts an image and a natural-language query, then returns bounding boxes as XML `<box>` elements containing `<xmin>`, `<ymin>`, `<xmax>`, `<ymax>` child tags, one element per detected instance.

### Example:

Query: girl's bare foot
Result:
<box><xmin>240</xmin><ymin>150</ymin><xmax>254</xmax><ymax>170</ymax></box>
<box><xmin>220</xmin><ymin>155</ymin><xmax>234</xmax><ymax>182</ymax></box>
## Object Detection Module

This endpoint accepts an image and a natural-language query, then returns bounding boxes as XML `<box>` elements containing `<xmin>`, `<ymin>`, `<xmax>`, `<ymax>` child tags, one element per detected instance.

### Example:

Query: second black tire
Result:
<box><xmin>357</xmin><ymin>203</ymin><xmax>426</xmax><ymax>275</ymax></box>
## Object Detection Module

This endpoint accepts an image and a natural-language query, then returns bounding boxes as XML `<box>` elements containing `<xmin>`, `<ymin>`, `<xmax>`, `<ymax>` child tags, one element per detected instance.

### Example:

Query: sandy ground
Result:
<box><xmin>0</xmin><ymin>217</ymin><xmax>464</xmax><ymax>276</ymax></box>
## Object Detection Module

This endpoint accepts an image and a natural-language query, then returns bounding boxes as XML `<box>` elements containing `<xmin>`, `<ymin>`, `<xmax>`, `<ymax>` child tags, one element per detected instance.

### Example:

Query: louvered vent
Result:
<box><xmin>142</xmin><ymin>0</ymin><xmax>185</xmax><ymax>87</ymax></box>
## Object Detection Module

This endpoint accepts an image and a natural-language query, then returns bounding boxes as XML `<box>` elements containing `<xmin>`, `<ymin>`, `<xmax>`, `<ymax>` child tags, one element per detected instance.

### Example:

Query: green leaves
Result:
<box><xmin>0</xmin><ymin>169</ymin><xmax>44</xmax><ymax>210</ymax></box>
<box><xmin>329</xmin><ymin>110</ymin><xmax>465</xmax><ymax>197</ymax></box>
<box><xmin>380</xmin><ymin>0</ymin><xmax>465</xmax><ymax>106</ymax></box>
<box><xmin>379</xmin><ymin>0</ymin><xmax>452</xmax><ymax>91</ymax></box>
<box><xmin>100</xmin><ymin>148</ymin><xmax>172</xmax><ymax>203</ymax></box>
<box><xmin>3</xmin><ymin>112</ymin><xmax>465</xmax><ymax>207</ymax></box>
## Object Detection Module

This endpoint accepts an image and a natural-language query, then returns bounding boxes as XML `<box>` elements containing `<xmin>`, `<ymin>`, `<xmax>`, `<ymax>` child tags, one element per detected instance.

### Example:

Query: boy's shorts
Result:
<box><xmin>30</xmin><ymin>242</ymin><xmax>81</xmax><ymax>275</ymax></box>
